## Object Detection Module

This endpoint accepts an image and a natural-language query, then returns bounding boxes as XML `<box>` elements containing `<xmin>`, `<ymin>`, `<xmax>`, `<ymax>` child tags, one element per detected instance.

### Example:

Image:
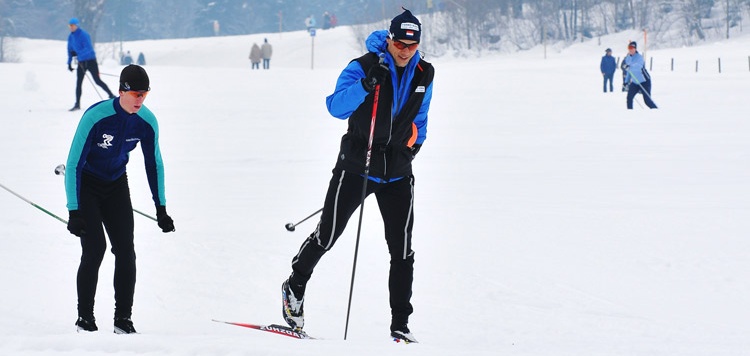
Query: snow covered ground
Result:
<box><xmin>1</xmin><ymin>23</ymin><xmax>749</xmax><ymax>356</ymax></box>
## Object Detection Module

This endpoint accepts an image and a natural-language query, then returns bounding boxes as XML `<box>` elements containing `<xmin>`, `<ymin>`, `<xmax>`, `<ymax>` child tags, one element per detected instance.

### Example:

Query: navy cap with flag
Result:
<box><xmin>389</xmin><ymin>8</ymin><xmax>421</xmax><ymax>43</ymax></box>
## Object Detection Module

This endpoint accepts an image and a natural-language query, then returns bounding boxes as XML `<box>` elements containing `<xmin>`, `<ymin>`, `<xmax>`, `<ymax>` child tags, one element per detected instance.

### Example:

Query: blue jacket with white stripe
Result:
<box><xmin>65</xmin><ymin>99</ymin><xmax>166</xmax><ymax>210</ymax></box>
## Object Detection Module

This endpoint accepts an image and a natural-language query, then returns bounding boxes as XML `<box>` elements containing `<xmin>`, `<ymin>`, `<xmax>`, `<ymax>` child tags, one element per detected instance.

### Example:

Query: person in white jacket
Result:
<box><xmin>261</xmin><ymin>38</ymin><xmax>272</xmax><ymax>69</ymax></box>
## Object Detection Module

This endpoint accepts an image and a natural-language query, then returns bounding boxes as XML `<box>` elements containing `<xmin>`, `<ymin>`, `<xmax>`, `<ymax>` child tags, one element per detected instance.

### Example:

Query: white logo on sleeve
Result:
<box><xmin>97</xmin><ymin>134</ymin><xmax>114</xmax><ymax>149</ymax></box>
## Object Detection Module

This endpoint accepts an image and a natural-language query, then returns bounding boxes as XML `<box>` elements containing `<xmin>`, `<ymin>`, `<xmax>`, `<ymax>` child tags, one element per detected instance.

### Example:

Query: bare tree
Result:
<box><xmin>73</xmin><ymin>0</ymin><xmax>106</xmax><ymax>43</ymax></box>
<box><xmin>0</xmin><ymin>0</ymin><xmax>19</xmax><ymax>63</ymax></box>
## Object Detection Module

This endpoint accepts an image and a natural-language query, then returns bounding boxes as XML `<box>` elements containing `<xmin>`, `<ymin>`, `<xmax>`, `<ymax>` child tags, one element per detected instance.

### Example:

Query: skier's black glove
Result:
<box><xmin>156</xmin><ymin>205</ymin><xmax>175</xmax><ymax>233</ymax></box>
<box><xmin>361</xmin><ymin>63</ymin><xmax>389</xmax><ymax>92</ymax></box>
<box><xmin>67</xmin><ymin>210</ymin><xmax>87</xmax><ymax>237</ymax></box>
<box><xmin>68</xmin><ymin>64</ymin><xmax>74</xmax><ymax>72</ymax></box>
<box><xmin>409</xmin><ymin>143</ymin><xmax>422</xmax><ymax>158</ymax></box>
<box><xmin>622</xmin><ymin>64</ymin><xmax>630</xmax><ymax>70</ymax></box>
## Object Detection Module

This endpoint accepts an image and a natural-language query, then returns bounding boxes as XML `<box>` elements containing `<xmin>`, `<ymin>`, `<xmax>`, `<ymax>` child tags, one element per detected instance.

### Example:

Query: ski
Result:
<box><xmin>211</xmin><ymin>319</ymin><xmax>314</xmax><ymax>340</ymax></box>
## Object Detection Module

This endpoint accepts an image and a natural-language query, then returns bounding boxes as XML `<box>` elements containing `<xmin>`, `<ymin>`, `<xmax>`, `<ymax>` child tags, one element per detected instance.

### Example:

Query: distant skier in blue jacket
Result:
<box><xmin>67</xmin><ymin>17</ymin><xmax>114</xmax><ymax>111</ymax></box>
<box><xmin>600</xmin><ymin>48</ymin><xmax>616</xmax><ymax>92</ymax></box>
<box><xmin>65</xmin><ymin>65</ymin><xmax>175</xmax><ymax>334</ymax></box>
<box><xmin>623</xmin><ymin>41</ymin><xmax>657</xmax><ymax>109</ymax></box>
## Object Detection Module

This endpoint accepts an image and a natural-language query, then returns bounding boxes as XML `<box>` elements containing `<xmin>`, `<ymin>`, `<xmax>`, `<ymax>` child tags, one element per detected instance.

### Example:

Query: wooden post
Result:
<box><xmin>696</xmin><ymin>60</ymin><xmax>699</xmax><ymax>73</ymax></box>
<box><xmin>671</xmin><ymin>58</ymin><xmax>674</xmax><ymax>71</ymax></box>
<box><xmin>718</xmin><ymin>58</ymin><xmax>722</xmax><ymax>73</ymax></box>
<box><xmin>649</xmin><ymin>57</ymin><xmax>653</xmax><ymax>71</ymax></box>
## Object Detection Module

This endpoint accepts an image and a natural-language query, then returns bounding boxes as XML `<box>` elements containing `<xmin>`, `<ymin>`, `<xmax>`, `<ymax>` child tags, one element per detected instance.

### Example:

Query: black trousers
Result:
<box><xmin>626</xmin><ymin>79</ymin><xmax>657</xmax><ymax>109</ymax></box>
<box><xmin>76</xmin><ymin>173</ymin><xmax>136</xmax><ymax>319</ymax></box>
<box><xmin>289</xmin><ymin>169</ymin><xmax>416</xmax><ymax>327</ymax></box>
<box><xmin>75</xmin><ymin>59</ymin><xmax>114</xmax><ymax>105</ymax></box>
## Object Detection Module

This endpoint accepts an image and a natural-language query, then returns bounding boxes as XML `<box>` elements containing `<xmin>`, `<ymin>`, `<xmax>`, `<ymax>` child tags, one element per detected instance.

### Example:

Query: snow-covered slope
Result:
<box><xmin>1</xmin><ymin>25</ymin><xmax>749</xmax><ymax>355</ymax></box>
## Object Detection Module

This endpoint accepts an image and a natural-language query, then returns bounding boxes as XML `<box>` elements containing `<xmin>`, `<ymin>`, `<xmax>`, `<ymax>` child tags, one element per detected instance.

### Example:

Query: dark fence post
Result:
<box><xmin>718</xmin><ymin>58</ymin><xmax>722</xmax><ymax>73</ymax></box>
<box><xmin>671</xmin><ymin>58</ymin><xmax>674</xmax><ymax>71</ymax></box>
<box><xmin>695</xmin><ymin>60</ymin><xmax>699</xmax><ymax>73</ymax></box>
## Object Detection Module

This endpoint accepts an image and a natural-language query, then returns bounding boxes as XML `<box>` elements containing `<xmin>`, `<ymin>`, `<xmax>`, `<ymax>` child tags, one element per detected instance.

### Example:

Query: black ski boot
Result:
<box><xmin>75</xmin><ymin>316</ymin><xmax>98</xmax><ymax>332</ymax></box>
<box><xmin>114</xmin><ymin>317</ymin><xmax>137</xmax><ymax>334</ymax></box>
<box><xmin>391</xmin><ymin>324</ymin><xmax>418</xmax><ymax>343</ymax></box>
<box><xmin>281</xmin><ymin>279</ymin><xmax>305</xmax><ymax>330</ymax></box>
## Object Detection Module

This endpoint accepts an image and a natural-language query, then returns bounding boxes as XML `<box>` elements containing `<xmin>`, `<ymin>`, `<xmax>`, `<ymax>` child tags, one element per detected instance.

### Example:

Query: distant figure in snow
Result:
<box><xmin>137</xmin><ymin>52</ymin><xmax>146</xmax><ymax>66</ymax></box>
<box><xmin>121</xmin><ymin>51</ymin><xmax>133</xmax><ymax>65</ymax></box>
<box><xmin>322</xmin><ymin>11</ymin><xmax>331</xmax><ymax>30</ymax></box>
<box><xmin>600</xmin><ymin>48</ymin><xmax>616</xmax><ymax>93</ymax></box>
<box><xmin>304</xmin><ymin>15</ymin><xmax>316</xmax><ymax>31</ymax></box>
<box><xmin>329</xmin><ymin>13</ymin><xmax>337</xmax><ymax>28</ymax></box>
<box><xmin>249</xmin><ymin>43</ymin><xmax>262</xmax><ymax>69</ymax></box>
<box><xmin>213</xmin><ymin>20</ymin><xmax>220</xmax><ymax>36</ymax></box>
<box><xmin>261</xmin><ymin>38</ymin><xmax>273</xmax><ymax>70</ymax></box>
<box><xmin>623</xmin><ymin>41</ymin><xmax>657</xmax><ymax>109</ymax></box>
<box><xmin>66</xmin><ymin>17</ymin><xmax>115</xmax><ymax>111</ymax></box>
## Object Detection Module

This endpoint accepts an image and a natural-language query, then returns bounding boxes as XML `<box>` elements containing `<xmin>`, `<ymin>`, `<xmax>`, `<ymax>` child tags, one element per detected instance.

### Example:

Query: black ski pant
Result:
<box><xmin>75</xmin><ymin>59</ymin><xmax>114</xmax><ymax>105</ymax></box>
<box><xmin>626</xmin><ymin>79</ymin><xmax>657</xmax><ymax>109</ymax></box>
<box><xmin>289</xmin><ymin>169</ymin><xmax>416</xmax><ymax>328</ymax></box>
<box><xmin>76</xmin><ymin>172</ymin><xmax>136</xmax><ymax>320</ymax></box>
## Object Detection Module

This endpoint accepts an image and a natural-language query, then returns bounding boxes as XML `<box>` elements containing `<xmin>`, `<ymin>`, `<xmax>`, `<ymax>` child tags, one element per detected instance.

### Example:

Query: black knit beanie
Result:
<box><xmin>119</xmin><ymin>64</ymin><xmax>150</xmax><ymax>91</ymax></box>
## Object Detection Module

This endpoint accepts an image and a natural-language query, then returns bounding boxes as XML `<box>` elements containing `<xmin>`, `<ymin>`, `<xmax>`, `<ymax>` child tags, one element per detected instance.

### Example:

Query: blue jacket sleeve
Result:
<box><xmin>137</xmin><ymin>107</ymin><xmax>167</xmax><ymax>207</ymax></box>
<box><xmin>325</xmin><ymin>61</ymin><xmax>370</xmax><ymax>119</ymax></box>
<box><xmin>65</xmin><ymin>114</ymin><xmax>98</xmax><ymax>210</ymax></box>
<box><xmin>67</xmin><ymin>34</ymin><xmax>74</xmax><ymax>65</ymax></box>
<box><xmin>414</xmin><ymin>81</ymin><xmax>432</xmax><ymax>145</ymax></box>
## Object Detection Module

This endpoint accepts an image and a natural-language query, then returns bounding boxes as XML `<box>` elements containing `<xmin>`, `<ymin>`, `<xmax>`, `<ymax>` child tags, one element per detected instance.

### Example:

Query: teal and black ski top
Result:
<box><xmin>65</xmin><ymin>98</ymin><xmax>166</xmax><ymax>210</ymax></box>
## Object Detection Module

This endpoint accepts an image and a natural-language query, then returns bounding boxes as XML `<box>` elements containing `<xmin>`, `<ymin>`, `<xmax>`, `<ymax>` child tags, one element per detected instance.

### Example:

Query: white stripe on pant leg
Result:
<box><xmin>323</xmin><ymin>170</ymin><xmax>347</xmax><ymax>251</ymax></box>
<box><xmin>402</xmin><ymin>176</ymin><xmax>415</xmax><ymax>260</ymax></box>
<box><xmin>292</xmin><ymin>238</ymin><xmax>311</xmax><ymax>267</ymax></box>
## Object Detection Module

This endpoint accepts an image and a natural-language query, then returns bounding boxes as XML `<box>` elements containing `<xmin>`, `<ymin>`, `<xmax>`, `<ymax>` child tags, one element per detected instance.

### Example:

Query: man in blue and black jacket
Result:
<box><xmin>281</xmin><ymin>8</ymin><xmax>433</xmax><ymax>343</ymax></box>
<box><xmin>66</xmin><ymin>17</ymin><xmax>114</xmax><ymax>111</ymax></box>
<box><xmin>600</xmin><ymin>48</ymin><xmax>616</xmax><ymax>92</ymax></box>
<box><xmin>64</xmin><ymin>65</ymin><xmax>175</xmax><ymax>334</ymax></box>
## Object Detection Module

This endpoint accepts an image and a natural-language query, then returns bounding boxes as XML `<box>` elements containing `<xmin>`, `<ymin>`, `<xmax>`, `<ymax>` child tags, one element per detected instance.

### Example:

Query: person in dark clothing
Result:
<box><xmin>64</xmin><ymin>64</ymin><xmax>175</xmax><ymax>334</ymax></box>
<box><xmin>600</xmin><ymin>48</ymin><xmax>616</xmax><ymax>93</ymax></box>
<box><xmin>66</xmin><ymin>17</ymin><xmax>114</xmax><ymax>111</ymax></box>
<box><xmin>281</xmin><ymin>8</ymin><xmax>433</xmax><ymax>344</ymax></box>
<box><xmin>623</xmin><ymin>41</ymin><xmax>657</xmax><ymax>109</ymax></box>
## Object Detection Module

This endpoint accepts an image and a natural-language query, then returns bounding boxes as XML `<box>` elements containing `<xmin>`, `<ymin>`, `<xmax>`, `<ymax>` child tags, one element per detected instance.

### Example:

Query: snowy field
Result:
<box><xmin>1</xmin><ymin>22</ymin><xmax>749</xmax><ymax>356</ymax></box>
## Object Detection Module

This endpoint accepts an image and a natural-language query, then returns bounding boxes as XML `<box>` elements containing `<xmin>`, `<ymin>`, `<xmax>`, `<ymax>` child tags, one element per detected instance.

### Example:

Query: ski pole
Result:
<box><xmin>0</xmin><ymin>182</ymin><xmax>68</xmax><ymax>224</ymax></box>
<box><xmin>285</xmin><ymin>208</ymin><xmax>323</xmax><ymax>232</ymax></box>
<box><xmin>84</xmin><ymin>72</ymin><xmax>104</xmax><ymax>100</ymax></box>
<box><xmin>626</xmin><ymin>68</ymin><xmax>658</xmax><ymax>107</ymax></box>
<box><xmin>344</xmin><ymin>53</ymin><xmax>385</xmax><ymax>340</ymax></box>
<box><xmin>634</xmin><ymin>96</ymin><xmax>645</xmax><ymax>109</ymax></box>
<box><xmin>54</xmin><ymin>164</ymin><xmax>158</xmax><ymax>222</ymax></box>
